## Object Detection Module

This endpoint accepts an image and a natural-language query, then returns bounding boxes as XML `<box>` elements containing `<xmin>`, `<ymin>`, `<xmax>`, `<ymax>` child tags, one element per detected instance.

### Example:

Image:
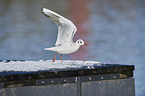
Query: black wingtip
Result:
<box><xmin>41</xmin><ymin>8</ymin><xmax>43</xmax><ymax>12</ymax></box>
<box><xmin>41</xmin><ymin>7</ymin><xmax>48</xmax><ymax>12</ymax></box>
<box><xmin>41</xmin><ymin>8</ymin><xmax>51</xmax><ymax>18</ymax></box>
<box><xmin>41</xmin><ymin>8</ymin><xmax>46</xmax><ymax>15</ymax></box>
<box><xmin>41</xmin><ymin>7</ymin><xmax>46</xmax><ymax>12</ymax></box>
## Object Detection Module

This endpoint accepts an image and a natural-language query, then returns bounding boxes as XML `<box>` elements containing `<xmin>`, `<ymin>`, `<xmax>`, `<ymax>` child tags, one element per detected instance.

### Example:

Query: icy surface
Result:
<box><xmin>0</xmin><ymin>60</ymin><xmax>101</xmax><ymax>72</ymax></box>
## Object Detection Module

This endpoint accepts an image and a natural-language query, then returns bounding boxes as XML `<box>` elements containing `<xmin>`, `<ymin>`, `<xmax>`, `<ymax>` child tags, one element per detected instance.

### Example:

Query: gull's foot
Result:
<box><xmin>60</xmin><ymin>54</ymin><xmax>63</xmax><ymax>62</ymax></box>
<box><xmin>52</xmin><ymin>59</ymin><xmax>55</xmax><ymax>62</ymax></box>
<box><xmin>52</xmin><ymin>52</ymin><xmax>58</xmax><ymax>62</ymax></box>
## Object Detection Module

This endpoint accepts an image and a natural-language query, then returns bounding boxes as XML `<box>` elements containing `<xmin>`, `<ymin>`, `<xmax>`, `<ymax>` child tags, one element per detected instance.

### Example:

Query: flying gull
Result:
<box><xmin>42</xmin><ymin>8</ymin><xmax>87</xmax><ymax>62</ymax></box>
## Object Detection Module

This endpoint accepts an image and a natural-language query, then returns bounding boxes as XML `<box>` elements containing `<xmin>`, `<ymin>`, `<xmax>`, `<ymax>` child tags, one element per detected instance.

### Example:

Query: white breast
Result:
<box><xmin>58</xmin><ymin>43</ymin><xmax>80</xmax><ymax>54</ymax></box>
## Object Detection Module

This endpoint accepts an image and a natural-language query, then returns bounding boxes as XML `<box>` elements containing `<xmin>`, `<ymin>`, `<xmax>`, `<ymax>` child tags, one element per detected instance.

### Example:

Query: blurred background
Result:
<box><xmin>0</xmin><ymin>0</ymin><xmax>145</xmax><ymax>95</ymax></box>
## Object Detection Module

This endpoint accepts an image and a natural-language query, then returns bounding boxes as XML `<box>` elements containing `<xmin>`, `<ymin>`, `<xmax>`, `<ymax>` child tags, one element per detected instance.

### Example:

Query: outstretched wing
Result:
<box><xmin>42</xmin><ymin>8</ymin><xmax>77</xmax><ymax>46</ymax></box>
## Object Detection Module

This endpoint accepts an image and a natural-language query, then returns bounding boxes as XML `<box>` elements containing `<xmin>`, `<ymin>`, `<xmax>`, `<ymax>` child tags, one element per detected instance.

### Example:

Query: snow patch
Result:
<box><xmin>0</xmin><ymin>60</ymin><xmax>101</xmax><ymax>72</ymax></box>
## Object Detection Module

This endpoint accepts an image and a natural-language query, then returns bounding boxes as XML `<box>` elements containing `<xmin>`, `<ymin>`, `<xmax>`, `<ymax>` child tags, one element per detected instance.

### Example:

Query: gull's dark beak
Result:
<box><xmin>84</xmin><ymin>43</ymin><xmax>87</xmax><ymax>46</ymax></box>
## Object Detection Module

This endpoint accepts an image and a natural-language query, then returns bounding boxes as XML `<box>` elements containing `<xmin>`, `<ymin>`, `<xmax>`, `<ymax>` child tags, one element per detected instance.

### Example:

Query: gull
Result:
<box><xmin>42</xmin><ymin>8</ymin><xmax>87</xmax><ymax>62</ymax></box>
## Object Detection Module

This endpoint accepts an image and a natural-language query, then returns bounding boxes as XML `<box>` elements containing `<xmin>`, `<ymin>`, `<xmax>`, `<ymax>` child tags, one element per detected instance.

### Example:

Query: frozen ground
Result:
<box><xmin>0</xmin><ymin>60</ymin><xmax>101</xmax><ymax>72</ymax></box>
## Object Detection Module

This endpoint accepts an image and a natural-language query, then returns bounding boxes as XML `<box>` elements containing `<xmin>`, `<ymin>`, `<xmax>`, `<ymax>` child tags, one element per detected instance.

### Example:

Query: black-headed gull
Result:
<box><xmin>42</xmin><ymin>8</ymin><xmax>87</xmax><ymax>62</ymax></box>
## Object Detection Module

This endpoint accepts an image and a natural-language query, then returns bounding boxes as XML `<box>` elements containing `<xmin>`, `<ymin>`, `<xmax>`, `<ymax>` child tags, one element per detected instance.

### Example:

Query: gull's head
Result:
<box><xmin>76</xmin><ymin>39</ymin><xmax>87</xmax><ymax>46</ymax></box>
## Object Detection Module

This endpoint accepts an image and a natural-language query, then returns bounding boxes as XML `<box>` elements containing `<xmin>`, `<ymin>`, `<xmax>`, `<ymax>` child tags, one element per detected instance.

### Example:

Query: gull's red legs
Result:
<box><xmin>60</xmin><ymin>54</ymin><xmax>63</xmax><ymax>62</ymax></box>
<box><xmin>52</xmin><ymin>52</ymin><xmax>58</xmax><ymax>62</ymax></box>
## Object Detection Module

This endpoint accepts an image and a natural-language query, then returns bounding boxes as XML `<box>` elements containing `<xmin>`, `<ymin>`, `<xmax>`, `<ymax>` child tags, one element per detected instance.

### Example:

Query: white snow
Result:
<box><xmin>0</xmin><ymin>60</ymin><xmax>101</xmax><ymax>72</ymax></box>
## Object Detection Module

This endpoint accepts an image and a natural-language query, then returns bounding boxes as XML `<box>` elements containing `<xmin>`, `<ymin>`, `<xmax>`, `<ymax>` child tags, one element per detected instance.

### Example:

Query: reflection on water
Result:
<box><xmin>69</xmin><ymin>0</ymin><xmax>90</xmax><ymax>60</ymax></box>
<box><xmin>0</xmin><ymin>0</ymin><xmax>145</xmax><ymax>96</ymax></box>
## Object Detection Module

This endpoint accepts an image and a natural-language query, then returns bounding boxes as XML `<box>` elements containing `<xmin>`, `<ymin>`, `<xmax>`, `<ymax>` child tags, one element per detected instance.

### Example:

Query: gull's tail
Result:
<box><xmin>44</xmin><ymin>47</ymin><xmax>58</xmax><ymax>52</ymax></box>
<box><xmin>44</xmin><ymin>47</ymin><xmax>53</xmax><ymax>51</ymax></box>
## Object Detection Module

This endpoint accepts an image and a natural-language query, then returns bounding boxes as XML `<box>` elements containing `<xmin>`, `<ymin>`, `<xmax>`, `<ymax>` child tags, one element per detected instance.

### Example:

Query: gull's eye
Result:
<box><xmin>78</xmin><ymin>41</ymin><xmax>79</xmax><ymax>43</ymax></box>
<box><xmin>80</xmin><ymin>41</ymin><xmax>82</xmax><ymax>43</ymax></box>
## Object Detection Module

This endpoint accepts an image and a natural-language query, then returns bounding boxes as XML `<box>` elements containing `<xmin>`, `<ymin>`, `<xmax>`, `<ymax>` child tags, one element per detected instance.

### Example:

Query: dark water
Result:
<box><xmin>0</xmin><ymin>0</ymin><xmax>145</xmax><ymax>95</ymax></box>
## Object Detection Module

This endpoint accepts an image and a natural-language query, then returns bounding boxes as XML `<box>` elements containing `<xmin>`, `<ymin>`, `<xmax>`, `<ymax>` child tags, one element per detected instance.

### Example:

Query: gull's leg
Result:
<box><xmin>53</xmin><ymin>52</ymin><xmax>58</xmax><ymax>62</ymax></box>
<box><xmin>60</xmin><ymin>54</ymin><xmax>63</xmax><ymax>62</ymax></box>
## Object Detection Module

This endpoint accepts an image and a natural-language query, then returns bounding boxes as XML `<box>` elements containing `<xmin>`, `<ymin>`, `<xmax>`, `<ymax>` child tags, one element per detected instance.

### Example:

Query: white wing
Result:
<box><xmin>42</xmin><ymin>8</ymin><xmax>77</xmax><ymax>46</ymax></box>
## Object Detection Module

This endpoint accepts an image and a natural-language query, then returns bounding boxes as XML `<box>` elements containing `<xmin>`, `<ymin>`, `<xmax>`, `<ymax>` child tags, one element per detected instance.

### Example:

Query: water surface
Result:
<box><xmin>0</xmin><ymin>0</ymin><xmax>145</xmax><ymax>95</ymax></box>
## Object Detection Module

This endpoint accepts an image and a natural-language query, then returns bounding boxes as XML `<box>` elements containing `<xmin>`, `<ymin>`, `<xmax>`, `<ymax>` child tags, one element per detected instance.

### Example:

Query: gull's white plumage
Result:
<box><xmin>42</xmin><ymin>8</ymin><xmax>77</xmax><ymax>46</ymax></box>
<box><xmin>42</xmin><ymin>8</ymin><xmax>87</xmax><ymax>62</ymax></box>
